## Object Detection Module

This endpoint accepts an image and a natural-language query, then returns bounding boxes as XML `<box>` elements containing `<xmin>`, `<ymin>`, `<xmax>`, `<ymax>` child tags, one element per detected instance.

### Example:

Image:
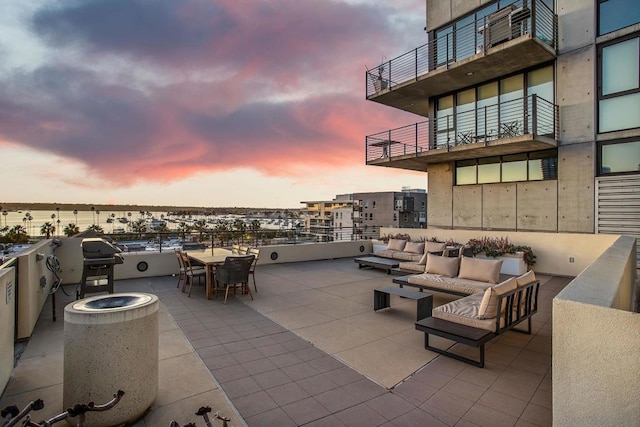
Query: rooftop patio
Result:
<box><xmin>0</xmin><ymin>257</ymin><xmax>570</xmax><ymax>426</ymax></box>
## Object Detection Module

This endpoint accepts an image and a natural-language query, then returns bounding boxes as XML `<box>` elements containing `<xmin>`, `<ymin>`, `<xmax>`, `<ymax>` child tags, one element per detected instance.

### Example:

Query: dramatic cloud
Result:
<box><xmin>1</xmin><ymin>0</ymin><xmax>426</xmax><ymax>189</ymax></box>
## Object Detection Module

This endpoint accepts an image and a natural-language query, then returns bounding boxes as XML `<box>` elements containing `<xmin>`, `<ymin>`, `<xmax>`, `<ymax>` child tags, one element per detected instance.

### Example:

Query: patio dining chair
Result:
<box><xmin>180</xmin><ymin>251</ymin><xmax>206</xmax><ymax>297</ymax></box>
<box><xmin>247</xmin><ymin>248</ymin><xmax>260</xmax><ymax>292</ymax></box>
<box><xmin>175</xmin><ymin>249</ymin><xmax>186</xmax><ymax>289</ymax></box>
<box><xmin>231</xmin><ymin>244</ymin><xmax>240</xmax><ymax>254</ymax></box>
<box><xmin>214</xmin><ymin>255</ymin><xmax>255</xmax><ymax>304</ymax></box>
<box><xmin>239</xmin><ymin>245</ymin><xmax>249</xmax><ymax>255</ymax></box>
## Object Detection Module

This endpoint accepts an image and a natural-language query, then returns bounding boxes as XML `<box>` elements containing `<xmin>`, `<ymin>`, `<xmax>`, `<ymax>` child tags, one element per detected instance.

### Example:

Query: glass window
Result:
<box><xmin>502</xmin><ymin>154</ymin><xmax>528</xmax><ymax>182</ymax></box>
<box><xmin>456</xmin><ymin>89</ymin><xmax>476</xmax><ymax>143</ymax></box>
<box><xmin>500</xmin><ymin>75</ymin><xmax>524</xmax><ymax>135</ymax></box>
<box><xmin>455</xmin><ymin>15</ymin><xmax>475</xmax><ymax>61</ymax></box>
<box><xmin>529</xmin><ymin>150</ymin><xmax>558</xmax><ymax>180</ymax></box>
<box><xmin>528</xmin><ymin>66</ymin><xmax>555</xmax><ymax>134</ymax></box>
<box><xmin>436</xmin><ymin>26</ymin><xmax>453</xmax><ymax>67</ymax></box>
<box><xmin>478</xmin><ymin>157</ymin><xmax>501</xmax><ymax>183</ymax></box>
<box><xmin>477</xmin><ymin>82</ymin><xmax>499</xmax><ymax>139</ymax></box>
<box><xmin>602</xmin><ymin>38</ymin><xmax>639</xmax><ymax>96</ymax></box>
<box><xmin>601</xmin><ymin>140</ymin><xmax>640</xmax><ymax>173</ymax></box>
<box><xmin>436</xmin><ymin>95</ymin><xmax>454</xmax><ymax>147</ymax></box>
<box><xmin>599</xmin><ymin>0</ymin><xmax>640</xmax><ymax>35</ymax></box>
<box><xmin>456</xmin><ymin>159</ymin><xmax>477</xmax><ymax>185</ymax></box>
<box><xmin>600</xmin><ymin>93</ymin><xmax>640</xmax><ymax>132</ymax></box>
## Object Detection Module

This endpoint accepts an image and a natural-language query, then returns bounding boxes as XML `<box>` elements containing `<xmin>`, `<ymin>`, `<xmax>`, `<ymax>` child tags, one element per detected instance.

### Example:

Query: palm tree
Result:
<box><xmin>131</xmin><ymin>219</ymin><xmax>147</xmax><ymax>236</ymax></box>
<box><xmin>177</xmin><ymin>222</ymin><xmax>191</xmax><ymax>241</ymax></box>
<box><xmin>40</xmin><ymin>222</ymin><xmax>55</xmax><ymax>239</ymax></box>
<box><xmin>64</xmin><ymin>223</ymin><xmax>80</xmax><ymax>237</ymax></box>
<box><xmin>249</xmin><ymin>220</ymin><xmax>261</xmax><ymax>246</ymax></box>
<box><xmin>193</xmin><ymin>219</ymin><xmax>208</xmax><ymax>242</ymax></box>
<box><xmin>7</xmin><ymin>225</ymin><xmax>28</xmax><ymax>244</ymax></box>
<box><xmin>233</xmin><ymin>218</ymin><xmax>247</xmax><ymax>244</ymax></box>
<box><xmin>73</xmin><ymin>209</ymin><xmax>78</xmax><ymax>225</ymax></box>
<box><xmin>86</xmin><ymin>224</ymin><xmax>104</xmax><ymax>234</ymax></box>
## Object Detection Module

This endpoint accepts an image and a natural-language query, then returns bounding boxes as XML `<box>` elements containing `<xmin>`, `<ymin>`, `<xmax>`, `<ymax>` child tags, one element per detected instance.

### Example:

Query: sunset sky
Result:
<box><xmin>1</xmin><ymin>0</ymin><xmax>427</xmax><ymax>208</ymax></box>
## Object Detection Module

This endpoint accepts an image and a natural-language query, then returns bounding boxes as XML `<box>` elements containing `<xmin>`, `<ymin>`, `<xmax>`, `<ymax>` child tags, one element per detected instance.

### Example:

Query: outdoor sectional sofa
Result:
<box><xmin>392</xmin><ymin>253</ymin><xmax>539</xmax><ymax>367</ymax></box>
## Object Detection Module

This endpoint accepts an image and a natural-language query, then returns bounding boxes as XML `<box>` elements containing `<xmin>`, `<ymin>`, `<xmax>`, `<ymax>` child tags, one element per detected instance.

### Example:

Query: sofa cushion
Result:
<box><xmin>478</xmin><ymin>277</ymin><xmax>518</xmax><ymax>319</ymax></box>
<box><xmin>404</xmin><ymin>241</ymin><xmax>425</xmax><ymax>254</ymax></box>
<box><xmin>425</xmin><ymin>254</ymin><xmax>460</xmax><ymax>277</ymax></box>
<box><xmin>398</xmin><ymin>261</ymin><xmax>425</xmax><ymax>273</ymax></box>
<box><xmin>516</xmin><ymin>270</ymin><xmax>536</xmax><ymax>287</ymax></box>
<box><xmin>387</xmin><ymin>239</ymin><xmax>407</xmax><ymax>251</ymax></box>
<box><xmin>425</xmin><ymin>241</ymin><xmax>447</xmax><ymax>253</ymax></box>
<box><xmin>392</xmin><ymin>251</ymin><xmax>421</xmax><ymax>261</ymax></box>
<box><xmin>432</xmin><ymin>293</ymin><xmax>502</xmax><ymax>332</ymax></box>
<box><xmin>374</xmin><ymin>249</ymin><xmax>395</xmax><ymax>258</ymax></box>
<box><xmin>407</xmin><ymin>273</ymin><xmax>493</xmax><ymax>295</ymax></box>
<box><xmin>458</xmin><ymin>256</ymin><xmax>503</xmax><ymax>284</ymax></box>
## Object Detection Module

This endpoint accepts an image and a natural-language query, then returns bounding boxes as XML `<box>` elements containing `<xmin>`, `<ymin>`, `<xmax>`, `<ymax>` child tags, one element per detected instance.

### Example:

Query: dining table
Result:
<box><xmin>187</xmin><ymin>248</ymin><xmax>235</xmax><ymax>300</ymax></box>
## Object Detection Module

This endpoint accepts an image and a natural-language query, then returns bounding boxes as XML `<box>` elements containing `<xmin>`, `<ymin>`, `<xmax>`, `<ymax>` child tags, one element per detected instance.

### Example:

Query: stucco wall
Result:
<box><xmin>553</xmin><ymin>236</ymin><xmax>639</xmax><ymax>425</ymax></box>
<box><xmin>0</xmin><ymin>266</ymin><xmax>15</xmax><ymax>394</ymax></box>
<box><xmin>380</xmin><ymin>227</ymin><xmax>618</xmax><ymax>276</ymax></box>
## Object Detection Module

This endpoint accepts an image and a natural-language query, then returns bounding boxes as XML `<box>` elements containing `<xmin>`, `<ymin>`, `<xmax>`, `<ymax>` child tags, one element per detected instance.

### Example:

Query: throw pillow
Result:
<box><xmin>425</xmin><ymin>253</ymin><xmax>460</xmax><ymax>277</ymax></box>
<box><xmin>387</xmin><ymin>238</ymin><xmax>407</xmax><ymax>251</ymax></box>
<box><xmin>478</xmin><ymin>277</ymin><xmax>518</xmax><ymax>319</ymax></box>
<box><xmin>404</xmin><ymin>241</ymin><xmax>425</xmax><ymax>254</ymax></box>
<box><xmin>457</xmin><ymin>256</ymin><xmax>503</xmax><ymax>284</ymax></box>
<box><xmin>425</xmin><ymin>241</ymin><xmax>446</xmax><ymax>253</ymax></box>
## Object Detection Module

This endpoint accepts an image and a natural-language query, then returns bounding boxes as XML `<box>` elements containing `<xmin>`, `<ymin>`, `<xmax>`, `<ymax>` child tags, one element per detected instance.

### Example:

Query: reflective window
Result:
<box><xmin>477</xmin><ymin>82</ymin><xmax>499</xmax><ymax>139</ymax></box>
<box><xmin>455</xmin><ymin>15</ymin><xmax>476</xmax><ymax>61</ymax></box>
<box><xmin>436</xmin><ymin>95</ymin><xmax>454</xmax><ymax>147</ymax></box>
<box><xmin>599</xmin><ymin>0</ymin><xmax>640</xmax><ymax>35</ymax></box>
<box><xmin>457</xmin><ymin>159</ymin><xmax>477</xmax><ymax>184</ymax></box>
<box><xmin>599</xmin><ymin>36</ymin><xmax>640</xmax><ymax>133</ymax></box>
<box><xmin>601</xmin><ymin>140</ymin><xmax>640</xmax><ymax>173</ymax></box>
<box><xmin>435</xmin><ymin>26</ymin><xmax>453</xmax><ymax>67</ymax></box>
<box><xmin>528</xmin><ymin>66</ymin><xmax>555</xmax><ymax>134</ymax></box>
<box><xmin>500</xmin><ymin>75</ymin><xmax>524</xmax><ymax>135</ymax></box>
<box><xmin>602</xmin><ymin>38</ymin><xmax>639</xmax><ymax>95</ymax></box>
<box><xmin>478</xmin><ymin>157</ymin><xmax>501</xmax><ymax>183</ymax></box>
<box><xmin>502</xmin><ymin>154</ymin><xmax>528</xmax><ymax>182</ymax></box>
<box><xmin>455</xmin><ymin>150</ymin><xmax>557</xmax><ymax>185</ymax></box>
<box><xmin>456</xmin><ymin>89</ymin><xmax>476</xmax><ymax>143</ymax></box>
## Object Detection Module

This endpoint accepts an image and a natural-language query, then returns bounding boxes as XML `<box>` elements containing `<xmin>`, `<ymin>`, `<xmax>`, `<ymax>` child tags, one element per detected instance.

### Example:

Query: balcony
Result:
<box><xmin>366</xmin><ymin>95</ymin><xmax>558</xmax><ymax>171</ymax></box>
<box><xmin>365</xmin><ymin>0</ymin><xmax>557</xmax><ymax>115</ymax></box>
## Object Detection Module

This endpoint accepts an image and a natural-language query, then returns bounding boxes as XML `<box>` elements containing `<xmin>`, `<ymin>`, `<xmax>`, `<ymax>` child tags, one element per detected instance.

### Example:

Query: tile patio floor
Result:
<box><xmin>0</xmin><ymin>257</ymin><xmax>570</xmax><ymax>426</ymax></box>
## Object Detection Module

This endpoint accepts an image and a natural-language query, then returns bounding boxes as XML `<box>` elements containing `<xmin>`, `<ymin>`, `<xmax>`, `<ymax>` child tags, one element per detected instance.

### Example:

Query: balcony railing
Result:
<box><xmin>365</xmin><ymin>0</ymin><xmax>557</xmax><ymax>98</ymax></box>
<box><xmin>366</xmin><ymin>94</ymin><xmax>558</xmax><ymax>162</ymax></box>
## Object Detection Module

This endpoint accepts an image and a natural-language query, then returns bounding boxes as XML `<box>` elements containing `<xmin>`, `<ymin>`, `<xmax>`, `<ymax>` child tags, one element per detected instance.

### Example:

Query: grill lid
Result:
<box><xmin>81</xmin><ymin>238</ymin><xmax>122</xmax><ymax>258</ymax></box>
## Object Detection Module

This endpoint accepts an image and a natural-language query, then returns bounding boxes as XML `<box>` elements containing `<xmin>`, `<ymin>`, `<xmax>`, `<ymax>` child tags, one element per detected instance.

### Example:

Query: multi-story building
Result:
<box><xmin>365</xmin><ymin>0</ymin><xmax>640</xmax><ymax>264</ymax></box>
<box><xmin>300</xmin><ymin>194</ymin><xmax>353</xmax><ymax>241</ymax></box>
<box><xmin>353</xmin><ymin>188</ymin><xmax>427</xmax><ymax>239</ymax></box>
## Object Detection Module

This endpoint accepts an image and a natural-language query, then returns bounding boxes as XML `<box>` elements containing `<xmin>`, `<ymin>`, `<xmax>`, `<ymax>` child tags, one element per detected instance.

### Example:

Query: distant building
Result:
<box><xmin>300</xmin><ymin>194</ymin><xmax>353</xmax><ymax>242</ymax></box>
<box><xmin>353</xmin><ymin>188</ymin><xmax>427</xmax><ymax>239</ymax></box>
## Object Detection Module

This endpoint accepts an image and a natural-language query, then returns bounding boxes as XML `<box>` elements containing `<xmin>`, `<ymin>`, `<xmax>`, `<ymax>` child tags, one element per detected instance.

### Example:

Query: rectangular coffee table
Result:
<box><xmin>355</xmin><ymin>256</ymin><xmax>399</xmax><ymax>274</ymax></box>
<box><xmin>374</xmin><ymin>286</ymin><xmax>433</xmax><ymax>321</ymax></box>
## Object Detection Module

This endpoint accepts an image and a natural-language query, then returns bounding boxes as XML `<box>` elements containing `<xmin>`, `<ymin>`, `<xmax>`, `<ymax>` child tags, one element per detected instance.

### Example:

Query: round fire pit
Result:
<box><xmin>64</xmin><ymin>293</ymin><xmax>159</xmax><ymax>427</ymax></box>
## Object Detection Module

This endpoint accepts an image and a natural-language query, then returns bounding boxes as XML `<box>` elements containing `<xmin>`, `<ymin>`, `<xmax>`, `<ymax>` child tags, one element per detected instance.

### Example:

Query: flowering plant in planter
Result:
<box><xmin>466</xmin><ymin>237</ymin><xmax>536</xmax><ymax>267</ymax></box>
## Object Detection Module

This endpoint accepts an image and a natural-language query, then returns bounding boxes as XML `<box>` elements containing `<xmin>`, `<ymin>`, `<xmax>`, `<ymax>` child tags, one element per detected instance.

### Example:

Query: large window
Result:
<box><xmin>455</xmin><ymin>149</ymin><xmax>557</xmax><ymax>185</ymax></box>
<box><xmin>599</xmin><ymin>36</ymin><xmax>640</xmax><ymax>133</ymax></box>
<box><xmin>435</xmin><ymin>65</ymin><xmax>554</xmax><ymax>144</ymax></box>
<box><xmin>599</xmin><ymin>0</ymin><xmax>640</xmax><ymax>35</ymax></box>
<box><xmin>599</xmin><ymin>140</ymin><xmax>640</xmax><ymax>174</ymax></box>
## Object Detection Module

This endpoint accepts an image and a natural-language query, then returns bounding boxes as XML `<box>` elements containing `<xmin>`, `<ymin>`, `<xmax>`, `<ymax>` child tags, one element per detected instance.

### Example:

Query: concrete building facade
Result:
<box><xmin>300</xmin><ymin>194</ymin><xmax>353</xmax><ymax>242</ymax></box>
<box><xmin>353</xmin><ymin>189</ymin><xmax>427</xmax><ymax>239</ymax></box>
<box><xmin>364</xmin><ymin>0</ymin><xmax>640</xmax><ymax>261</ymax></box>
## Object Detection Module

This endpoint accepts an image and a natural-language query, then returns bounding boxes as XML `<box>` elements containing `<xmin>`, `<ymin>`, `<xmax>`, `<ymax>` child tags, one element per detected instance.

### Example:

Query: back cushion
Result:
<box><xmin>425</xmin><ymin>253</ymin><xmax>460</xmax><ymax>277</ymax></box>
<box><xmin>478</xmin><ymin>277</ymin><xmax>518</xmax><ymax>319</ymax></box>
<box><xmin>387</xmin><ymin>239</ymin><xmax>407</xmax><ymax>251</ymax></box>
<box><xmin>458</xmin><ymin>257</ymin><xmax>503</xmax><ymax>284</ymax></box>
<box><xmin>516</xmin><ymin>270</ymin><xmax>536</xmax><ymax>287</ymax></box>
<box><xmin>425</xmin><ymin>241</ymin><xmax>446</xmax><ymax>253</ymax></box>
<box><xmin>404</xmin><ymin>241</ymin><xmax>425</xmax><ymax>254</ymax></box>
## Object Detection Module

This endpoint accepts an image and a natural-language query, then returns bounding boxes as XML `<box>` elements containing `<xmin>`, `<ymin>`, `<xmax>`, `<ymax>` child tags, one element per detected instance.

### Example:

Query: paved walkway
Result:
<box><xmin>1</xmin><ymin>258</ymin><xmax>569</xmax><ymax>426</ymax></box>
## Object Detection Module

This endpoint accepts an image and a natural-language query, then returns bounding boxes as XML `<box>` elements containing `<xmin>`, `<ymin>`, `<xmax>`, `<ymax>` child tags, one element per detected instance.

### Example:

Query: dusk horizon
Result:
<box><xmin>1</xmin><ymin>0</ymin><xmax>428</xmax><ymax>208</ymax></box>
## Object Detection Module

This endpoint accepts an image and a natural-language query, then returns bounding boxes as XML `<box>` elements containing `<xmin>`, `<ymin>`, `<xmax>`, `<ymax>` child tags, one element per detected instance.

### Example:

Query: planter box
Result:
<box><xmin>476</xmin><ymin>253</ymin><xmax>527</xmax><ymax>275</ymax></box>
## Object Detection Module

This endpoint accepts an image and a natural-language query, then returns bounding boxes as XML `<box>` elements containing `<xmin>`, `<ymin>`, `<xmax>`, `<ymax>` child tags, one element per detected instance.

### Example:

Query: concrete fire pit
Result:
<box><xmin>63</xmin><ymin>293</ymin><xmax>158</xmax><ymax>427</ymax></box>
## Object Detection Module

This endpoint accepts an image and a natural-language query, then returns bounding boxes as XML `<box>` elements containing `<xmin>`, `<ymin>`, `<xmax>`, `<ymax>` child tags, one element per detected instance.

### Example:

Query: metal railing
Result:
<box><xmin>365</xmin><ymin>0</ymin><xmax>557</xmax><ymax>97</ymax></box>
<box><xmin>366</xmin><ymin>94</ymin><xmax>558</xmax><ymax>162</ymax></box>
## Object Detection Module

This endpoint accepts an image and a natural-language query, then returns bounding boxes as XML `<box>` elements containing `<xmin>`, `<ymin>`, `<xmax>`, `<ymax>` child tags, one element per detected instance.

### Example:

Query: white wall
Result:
<box><xmin>0</xmin><ymin>266</ymin><xmax>15</xmax><ymax>394</ymax></box>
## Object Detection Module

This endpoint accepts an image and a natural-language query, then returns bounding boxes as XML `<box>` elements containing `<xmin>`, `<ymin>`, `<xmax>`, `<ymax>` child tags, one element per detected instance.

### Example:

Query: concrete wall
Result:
<box><xmin>553</xmin><ymin>236</ymin><xmax>639</xmax><ymax>425</ymax></box>
<box><xmin>380</xmin><ymin>227</ymin><xmax>618</xmax><ymax>276</ymax></box>
<box><xmin>16</xmin><ymin>240</ymin><xmax>57</xmax><ymax>340</ymax></box>
<box><xmin>427</xmin><ymin>163</ymin><xmax>454</xmax><ymax>228</ymax></box>
<box><xmin>0</xmin><ymin>266</ymin><xmax>15</xmax><ymax>394</ymax></box>
<box><xmin>426</xmin><ymin>0</ymin><xmax>494</xmax><ymax>32</ymax></box>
